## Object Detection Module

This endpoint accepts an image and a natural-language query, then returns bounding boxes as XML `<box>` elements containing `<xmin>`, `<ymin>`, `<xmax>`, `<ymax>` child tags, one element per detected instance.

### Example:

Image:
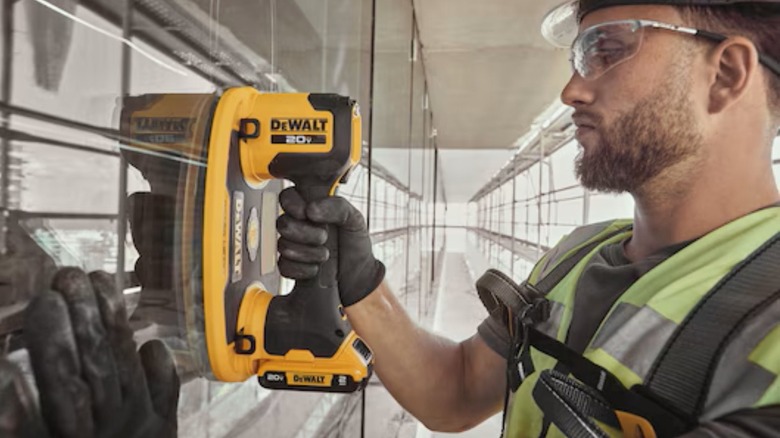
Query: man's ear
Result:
<box><xmin>706</xmin><ymin>36</ymin><xmax>760</xmax><ymax>114</ymax></box>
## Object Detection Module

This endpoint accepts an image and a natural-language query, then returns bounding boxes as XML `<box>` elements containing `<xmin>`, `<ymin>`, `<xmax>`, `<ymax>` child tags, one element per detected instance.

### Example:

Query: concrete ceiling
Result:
<box><xmin>411</xmin><ymin>0</ymin><xmax>573</xmax><ymax>201</ymax></box>
<box><xmin>414</xmin><ymin>0</ymin><xmax>571</xmax><ymax>150</ymax></box>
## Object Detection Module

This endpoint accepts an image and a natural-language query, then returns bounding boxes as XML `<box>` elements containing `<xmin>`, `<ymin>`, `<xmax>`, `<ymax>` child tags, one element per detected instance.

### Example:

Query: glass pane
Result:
<box><xmin>0</xmin><ymin>0</ymin><xmax>451</xmax><ymax>436</ymax></box>
<box><xmin>10</xmin><ymin>139</ymin><xmax>119</xmax><ymax>214</ymax></box>
<box><xmin>130</xmin><ymin>37</ymin><xmax>216</xmax><ymax>95</ymax></box>
<box><xmin>12</xmin><ymin>1</ymin><xmax>122</xmax><ymax>127</ymax></box>
<box><xmin>129</xmin><ymin>0</ymin><xmax>272</xmax><ymax>89</ymax></box>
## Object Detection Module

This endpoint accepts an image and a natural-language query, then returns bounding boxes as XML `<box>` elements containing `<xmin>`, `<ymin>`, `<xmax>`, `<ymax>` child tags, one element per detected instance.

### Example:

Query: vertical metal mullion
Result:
<box><xmin>384</xmin><ymin>177</ymin><xmax>389</xmax><ymax>232</ymax></box>
<box><xmin>413</xmin><ymin>29</ymin><xmax>425</xmax><ymax>322</ymax></box>
<box><xmin>403</xmin><ymin>3</ymin><xmax>415</xmax><ymax>308</ymax></box>
<box><xmin>115</xmin><ymin>0</ymin><xmax>133</xmax><ymax>294</ymax></box>
<box><xmin>430</xmin><ymin>140</ymin><xmax>437</xmax><ymax>295</ymax></box>
<box><xmin>362</xmin><ymin>0</ymin><xmax>378</xmax><ymax>434</ymax></box>
<box><xmin>482</xmin><ymin>196</ymin><xmax>493</xmax><ymax>263</ymax></box>
<box><xmin>497</xmin><ymin>184</ymin><xmax>503</xmax><ymax>268</ymax></box>
<box><xmin>483</xmin><ymin>197</ymin><xmax>488</xmax><ymax>258</ymax></box>
<box><xmin>546</xmin><ymin>155</ymin><xmax>554</xmax><ymax>248</ymax></box>
<box><xmin>0</xmin><ymin>0</ymin><xmax>15</xmax><ymax>256</ymax></box>
<box><xmin>525</xmin><ymin>172</ymin><xmax>531</xmax><ymax>239</ymax></box>
<box><xmin>483</xmin><ymin>197</ymin><xmax>488</xmax><ymax>255</ymax></box>
<box><xmin>487</xmin><ymin>191</ymin><xmax>493</xmax><ymax>263</ymax></box>
<box><xmin>365</xmin><ymin>0</ymin><xmax>376</xmax><ymax>232</ymax></box>
<box><xmin>537</xmin><ymin>137</ymin><xmax>544</xmax><ymax>259</ymax></box>
<box><xmin>510</xmin><ymin>168</ymin><xmax>517</xmax><ymax>279</ymax></box>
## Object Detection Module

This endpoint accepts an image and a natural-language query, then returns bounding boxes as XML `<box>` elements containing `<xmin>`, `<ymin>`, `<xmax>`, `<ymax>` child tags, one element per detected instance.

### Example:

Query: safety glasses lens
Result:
<box><xmin>570</xmin><ymin>22</ymin><xmax>643</xmax><ymax>80</ymax></box>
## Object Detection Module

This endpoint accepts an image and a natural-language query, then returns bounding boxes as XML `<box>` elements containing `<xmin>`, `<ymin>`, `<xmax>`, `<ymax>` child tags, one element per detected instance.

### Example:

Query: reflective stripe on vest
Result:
<box><xmin>504</xmin><ymin>207</ymin><xmax>780</xmax><ymax>437</ymax></box>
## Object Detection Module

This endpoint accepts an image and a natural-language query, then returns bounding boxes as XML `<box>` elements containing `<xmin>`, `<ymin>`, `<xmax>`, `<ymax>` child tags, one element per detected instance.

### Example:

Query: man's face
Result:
<box><xmin>562</xmin><ymin>5</ymin><xmax>706</xmax><ymax>194</ymax></box>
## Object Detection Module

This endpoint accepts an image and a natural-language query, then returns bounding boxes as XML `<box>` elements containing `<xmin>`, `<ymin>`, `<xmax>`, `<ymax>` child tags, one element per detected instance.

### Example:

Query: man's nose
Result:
<box><xmin>561</xmin><ymin>73</ymin><xmax>595</xmax><ymax>108</ymax></box>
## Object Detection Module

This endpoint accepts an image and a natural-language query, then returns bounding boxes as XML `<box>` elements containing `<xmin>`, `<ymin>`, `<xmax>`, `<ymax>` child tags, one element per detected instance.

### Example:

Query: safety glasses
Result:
<box><xmin>570</xmin><ymin>19</ymin><xmax>780</xmax><ymax>80</ymax></box>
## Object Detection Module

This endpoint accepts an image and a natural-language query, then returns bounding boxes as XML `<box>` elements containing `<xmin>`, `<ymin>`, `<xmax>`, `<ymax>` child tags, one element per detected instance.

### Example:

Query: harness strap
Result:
<box><xmin>516</xmin><ymin>225</ymin><xmax>633</xmax><ymax>388</ymax></box>
<box><xmin>490</xmin><ymin>222</ymin><xmax>780</xmax><ymax>437</ymax></box>
<box><xmin>534</xmin><ymin>369</ymin><xmax>663</xmax><ymax>438</ymax></box>
<box><xmin>486</xmin><ymin>224</ymin><xmax>631</xmax><ymax>437</ymax></box>
<box><xmin>533</xmin><ymin>369</ymin><xmax>615</xmax><ymax>438</ymax></box>
<box><xmin>529</xmin><ymin>327</ymin><xmax>693</xmax><ymax>436</ymax></box>
<box><xmin>476</xmin><ymin>269</ymin><xmax>549</xmax><ymax>325</ymax></box>
<box><xmin>646</xmin><ymin>232</ymin><xmax>780</xmax><ymax>417</ymax></box>
<box><xmin>531</xmin><ymin>232</ymin><xmax>780</xmax><ymax>437</ymax></box>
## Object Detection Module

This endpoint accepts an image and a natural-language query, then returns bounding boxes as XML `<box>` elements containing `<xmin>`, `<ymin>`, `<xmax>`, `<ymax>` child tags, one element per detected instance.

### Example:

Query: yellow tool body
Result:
<box><xmin>202</xmin><ymin>88</ymin><xmax>372</xmax><ymax>391</ymax></box>
<box><xmin>121</xmin><ymin>88</ymin><xmax>372</xmax><ymax>392</ymax></box>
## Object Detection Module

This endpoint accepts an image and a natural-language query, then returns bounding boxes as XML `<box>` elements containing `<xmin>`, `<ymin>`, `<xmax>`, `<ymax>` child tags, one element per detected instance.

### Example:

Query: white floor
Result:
<box><xmin>416</xmin><ymin>252</ymin><xmax>503</xmax><ymax>438</ymax></box>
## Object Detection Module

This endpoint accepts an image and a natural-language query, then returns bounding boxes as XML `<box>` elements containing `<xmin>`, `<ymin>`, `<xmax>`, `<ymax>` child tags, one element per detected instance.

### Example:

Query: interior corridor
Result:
<box><xmin>421</xmin><ymin>247</ymin><xmax>503</xmax><ymax>438</ymax></box>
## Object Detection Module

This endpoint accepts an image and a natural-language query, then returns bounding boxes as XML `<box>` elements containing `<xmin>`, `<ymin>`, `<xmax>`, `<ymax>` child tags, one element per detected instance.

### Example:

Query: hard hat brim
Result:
<box><xmin>540</xmin><ymin>0</ymin><xmax>780</xmax><ymax>49</ymax></box>
<box><xmin>541</xmin><ymin>0</ymin><xmax>579</xmax><ymax>49</ymax></box>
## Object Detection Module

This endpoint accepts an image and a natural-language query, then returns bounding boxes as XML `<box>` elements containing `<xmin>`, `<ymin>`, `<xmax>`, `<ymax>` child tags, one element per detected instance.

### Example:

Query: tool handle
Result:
<box><xmin>295</xmin><ymin>182</ymin><xmax>338</xmax><ymax>290</ymax></box>
<box><xmin>264</xmin><ymin>94</ymin><xmax>358</xmax><ymax>359</ymax></box>
<box><xmin>264</xmin><ymin>179</ymin><xmax>350</xmax><ymax>358</ymax></box>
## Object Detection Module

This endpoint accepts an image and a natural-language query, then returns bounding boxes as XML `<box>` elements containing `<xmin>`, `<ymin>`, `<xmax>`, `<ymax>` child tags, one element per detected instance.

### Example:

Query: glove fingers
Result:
<box><xmin>0</xmin><ymin>359</ymin><xmax>50</xmax><ymax>437</ymax></box>
<box><xmin>278</xmin><ymin>258</ymin><xmax>319</xmax><ymax>280</ymax></box>
<box><xmin>278</xmin><ymin>237</ymin><xmax>330</xmax><ymax>264</ymax></box>
<box><xmin>307</xmin><ymin>197</ymin><xmax>366</xmax><ymax>231</ymax></box>
<box><xmin>138</xmin><ymin>340</ymin><xmax>180</xmax><ymax>429</ymax></box>
<box><xmin>51</xmin><ymin>269</ymin><xmax>123</xmax><ymax>422</ymax></box>
<box><xmin>279</xmin><ymin>187</ymin><xmax>307</xmax><ymax>220</ymax></box>
<box><xmin>25</xmin><ymin>292</ymin><xmax>94</xmax><ymax>438</ymax></box>
<box><xmin>276</xmin><ymin>214</ymin><xmax>327</xmax><ymax>246</ymax></box>
<box><xmin>88</xmin><ymin>270</ymin><xmax>148</xmax><ymax>401</ymax></box>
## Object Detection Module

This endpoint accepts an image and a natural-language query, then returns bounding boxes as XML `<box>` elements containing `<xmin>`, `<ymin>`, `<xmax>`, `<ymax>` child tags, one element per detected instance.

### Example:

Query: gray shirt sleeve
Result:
<box><xmin>477</xmin><ymin>307</ymin><xmax>511</xmax><ymax>359</ymax></box>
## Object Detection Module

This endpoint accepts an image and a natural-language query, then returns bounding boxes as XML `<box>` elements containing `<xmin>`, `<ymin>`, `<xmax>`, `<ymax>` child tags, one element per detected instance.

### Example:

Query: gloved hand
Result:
<box><xmin>277</xmin><ymin>187</ymin><xmax>385</xmax><ymax>306</ymax></box>
<box><xmin>0</xmin><ymin>267</ymin><xmax>180</xmax><ymax>438</ymax></box>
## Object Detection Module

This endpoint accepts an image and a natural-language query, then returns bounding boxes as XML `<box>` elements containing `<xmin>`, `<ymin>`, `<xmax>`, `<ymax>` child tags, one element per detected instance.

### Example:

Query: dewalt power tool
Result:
<box><xmin>120</xmin><ymin>88</ymin><xmax>373</xmax><ymax>392</ymax></box>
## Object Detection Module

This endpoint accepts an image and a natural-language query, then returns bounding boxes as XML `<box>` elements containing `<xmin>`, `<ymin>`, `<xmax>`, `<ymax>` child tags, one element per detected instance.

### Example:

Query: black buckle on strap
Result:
<box><xmin>506</xmin><ymin>282</ymin><xmax>552</xmax><ymax>391</ymax></box>
<box><xmin>518</xmin><ymin>281</ymin><xmax>551</xmax><ymax>326</ymax></box>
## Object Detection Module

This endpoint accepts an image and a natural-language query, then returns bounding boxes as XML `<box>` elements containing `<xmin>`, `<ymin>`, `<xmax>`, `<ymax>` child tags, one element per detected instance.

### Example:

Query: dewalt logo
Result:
<box><xmin>290</xmin><ymin>374</ymin><xmax>330</xmax><ymax>387</ymax></box>
<box><xmin>270</xmin><ymin>118</ymin><xmax>328</xmax><ymax>132</ymax></box>
<box><xmin>231</xmin><ymin>192</ymin><xmax>244</xmax><ymax>283</ymax></box>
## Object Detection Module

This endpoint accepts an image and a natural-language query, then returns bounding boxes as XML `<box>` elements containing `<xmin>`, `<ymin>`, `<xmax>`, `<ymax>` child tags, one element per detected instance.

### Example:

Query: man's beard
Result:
<box><xmin>575</xmin><ymin>80</ymin><xmax>703</xmax><ymax>194</ymax></box>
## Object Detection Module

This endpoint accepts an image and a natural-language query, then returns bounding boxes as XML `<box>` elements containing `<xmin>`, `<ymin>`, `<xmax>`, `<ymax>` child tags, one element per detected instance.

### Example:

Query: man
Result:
<box><xmin>276</xmin><ymin>0</ymin><xmax>780</xmax><ymax>436</ymax></box>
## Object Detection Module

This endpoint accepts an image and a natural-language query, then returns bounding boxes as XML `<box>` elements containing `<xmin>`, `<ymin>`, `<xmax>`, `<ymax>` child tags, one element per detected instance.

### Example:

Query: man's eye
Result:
<box><xmin>596</xmin><ymin>47</ymin><xmax>624</xmax><ymax>60</ymax></box>
<box><xmin>587</xmin><ymin>44</ymin><xmax>625</xmax><ymax>65</ymax></box>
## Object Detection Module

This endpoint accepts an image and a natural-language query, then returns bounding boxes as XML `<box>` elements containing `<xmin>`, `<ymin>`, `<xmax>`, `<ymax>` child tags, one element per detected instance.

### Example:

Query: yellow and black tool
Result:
<box><xmin>120</xmin><ymin>88</ymin><xmax>373</xmax><ymax>392</ymax></box>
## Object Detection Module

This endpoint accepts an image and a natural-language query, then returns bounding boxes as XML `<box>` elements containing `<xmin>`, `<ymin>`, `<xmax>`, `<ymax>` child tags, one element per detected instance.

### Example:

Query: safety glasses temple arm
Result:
<box><xmin>694</xmin><ymin>28</ymin><xmax>780</xmax><ymax>77</ymax></box>
<box><xmin>640</xmin><ymin>20</ymin><xmax>701</xmax><ymax>36</ymax></box>
<box><xmin>757</xmin><ymin>53</ymin><xmax>780</xmax><ymax>77</ymax></box>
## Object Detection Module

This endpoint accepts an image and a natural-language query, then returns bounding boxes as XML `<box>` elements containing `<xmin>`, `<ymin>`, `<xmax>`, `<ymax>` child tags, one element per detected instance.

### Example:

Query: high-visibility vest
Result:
<box><xmin>503</xmin><ymin>206</ymin><xmax>780</xmax><ymax>437</ymax></box>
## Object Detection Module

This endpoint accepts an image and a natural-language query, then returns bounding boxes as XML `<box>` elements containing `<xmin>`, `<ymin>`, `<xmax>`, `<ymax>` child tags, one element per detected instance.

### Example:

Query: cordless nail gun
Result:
<box><xmin>120</xmin><ymin>88</ymin><xmax>373</xmax><ymax>392</ymax></box>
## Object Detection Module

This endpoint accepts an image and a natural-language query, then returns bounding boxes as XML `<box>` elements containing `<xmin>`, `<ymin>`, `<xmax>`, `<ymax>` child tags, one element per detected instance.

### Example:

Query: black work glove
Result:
<box><xmin>277</xmin><ymin>187</ymin><xmax>385</xmax><ymax>306</ymax></box>
<box><xmin>0</xmin><ymin>267</ymin><xmax>180</xmax><ymax>438</ymax></box>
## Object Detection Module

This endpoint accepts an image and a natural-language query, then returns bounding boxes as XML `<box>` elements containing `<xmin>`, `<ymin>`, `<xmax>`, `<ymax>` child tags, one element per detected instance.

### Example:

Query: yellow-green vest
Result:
<box><xmin>504</xmin><ymin>207</ymin><xmax>780</xmax><ymax>437</ymax></box>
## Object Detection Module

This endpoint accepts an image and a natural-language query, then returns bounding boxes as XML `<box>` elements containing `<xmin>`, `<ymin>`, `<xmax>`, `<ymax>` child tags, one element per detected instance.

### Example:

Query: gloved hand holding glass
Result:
<box><xmin>0</xmin><ymin>268</ymin><xmax>179</xmax><ymax>438</ymax></box>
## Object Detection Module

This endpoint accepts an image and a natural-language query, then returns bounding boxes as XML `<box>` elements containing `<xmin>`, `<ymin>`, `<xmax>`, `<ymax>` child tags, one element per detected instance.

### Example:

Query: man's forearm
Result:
<box><xmin>345</xmin><ymin>281</ymin><xmax>503</xmax><ymax>432</ymax></box>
